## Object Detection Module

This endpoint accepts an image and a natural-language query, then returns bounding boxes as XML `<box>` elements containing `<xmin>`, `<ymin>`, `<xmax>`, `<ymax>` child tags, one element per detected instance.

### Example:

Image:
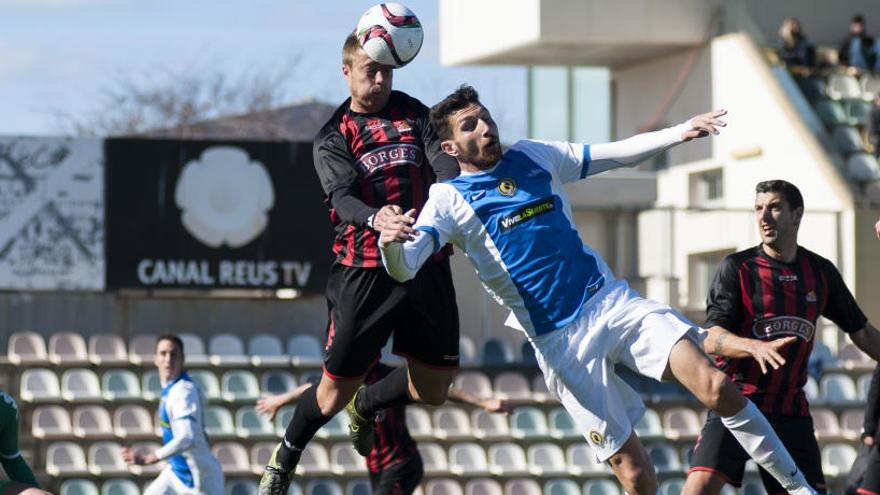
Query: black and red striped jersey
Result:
<box><xmin>363</xmin><ymin>363</ymin><xmax>418</xmax><ymax>473</ymax></box>
<box><xmin>706</xmin><ymin>245</ymin><xmax>867</xmax><ymax>416</ymax></box>
<box><xmin>313</xmin><ymin>91</ymin><xmax>458</xmax><ymax>267</ymax></box>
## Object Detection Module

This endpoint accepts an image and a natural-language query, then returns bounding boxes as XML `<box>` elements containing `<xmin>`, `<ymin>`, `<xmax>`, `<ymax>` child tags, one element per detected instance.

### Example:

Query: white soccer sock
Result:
<box><xmin>720</xmin><ymin>401</ymin><xmax>816</xmax><ymax>495</ymax></box>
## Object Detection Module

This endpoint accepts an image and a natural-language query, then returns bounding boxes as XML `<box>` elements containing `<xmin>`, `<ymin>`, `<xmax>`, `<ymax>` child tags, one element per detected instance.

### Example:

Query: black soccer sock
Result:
<box><xmin>355</xmin><ymin>366</ymin><xmax>414</xmax><ymax>417</ymax></box>
<box><xmin>278</xmin><ymin>385</ymin><xmax>331</xmax><ymax>471</ymax></box>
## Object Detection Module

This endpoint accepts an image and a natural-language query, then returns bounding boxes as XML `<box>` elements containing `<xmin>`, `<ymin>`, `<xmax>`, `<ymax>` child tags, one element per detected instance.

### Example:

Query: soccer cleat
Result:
<box><xmin>345</xmin><ymin>386</ymin><xmax>375</xmax><ymax>456</ymax></box>
<box><xmin>258</xmin><ymin>442</ymin><xmax>295</xmax><ymax>495</ymax></box>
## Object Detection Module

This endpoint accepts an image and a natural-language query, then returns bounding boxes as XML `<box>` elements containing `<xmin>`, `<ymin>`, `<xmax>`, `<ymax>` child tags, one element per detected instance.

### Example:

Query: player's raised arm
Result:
<box><xmin>378</xmin><ymin>208</ymin><xmax>434</xmax><ymax>282</ymax></box>
<box><xmin>586</xmin><ymin>109</ymin><xmax>727</xmax><ymax>176</ymax></box>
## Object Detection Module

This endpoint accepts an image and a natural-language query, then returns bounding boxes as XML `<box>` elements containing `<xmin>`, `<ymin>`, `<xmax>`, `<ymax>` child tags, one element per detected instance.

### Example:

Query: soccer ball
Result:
<box><xmin>356</xmin><ymin>2</ymin><xmax>424</xmax><ymax>68</ymax></box>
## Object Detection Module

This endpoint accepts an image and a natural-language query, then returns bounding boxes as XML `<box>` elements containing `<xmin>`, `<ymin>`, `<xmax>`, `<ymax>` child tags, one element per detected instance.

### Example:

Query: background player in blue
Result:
<box><xmin>122</xmin><ymin>335</ymin><xmax>224</xmax><ymax>495</ymax></box>
<box><xmin>379</xmin><ymin>85</ymin><xmax>817</xmax><ymax>495</ymax></box>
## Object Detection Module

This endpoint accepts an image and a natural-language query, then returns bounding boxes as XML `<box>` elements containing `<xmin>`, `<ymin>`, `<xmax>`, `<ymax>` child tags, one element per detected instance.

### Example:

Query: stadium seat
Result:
<box><xmin>345</xmin><ymin>480</ymin><xmax>372</xmax><ymax>495</ymax></box>
<box><xmin>488</xmin><ymin>442</ymin><xmax>528</xmax><ymax>475</ymax></box>
<box><xmin>510</xmin><ymin>407</ymin><xmax>549</xmax><ymax>439</ymax></box>
<box><xmin>547</xmin><ymin>407</ymin><xmax>579</xmax><ymax>440</ymax></box>
<box><xmin>530</xmin><ymin>374</ymin><xmax>551</xmax><ymax>402</ymax></box>
<box><xmin>88</xmin><ymin>441</ymin><xmax>128</xmax><ymax>475</ymax></box>
<box><xmin>290</xmin><ymin>482</ymin><xmax>305</xmax><ymax>495</ymax></box>
<box><xmin>832</xmin><ymin>126</ymin><xmax>864</xmax><ymax>155</ymax></box>
<box><xmin>141</xmin><ymin>370</ymin><xmax>162</xmax><ymax>401</ymax></box>
<box><xmin>459</xmin><ymin>335</ymin><xmax>478</xmax><ymax>365</ymax></box>
<box><xmin>527</xmin><ymin>442</ymin><xmax>566</xmax><ymax>476</ymax></box>
<box><xmin>634</xmin><ymin>408</ymin><xmax>664</xmax><ymax>439</ymax></box>
<box><xmin>315</xmin><ymin>412</ymin><xmax>348</xmax><ymax>440</ymax></box>
<box><xmin>858</xmin><ymin>373</ymin><xmax>874</xmax><ymax>401</ymax></box>
<box><xmin>821</xmin><ymin>443</ymin><xmax>857</xmax><ymax>477</ymax></box>
<box><xmin>662</xmin><ymin>407</ymin><xmax>701</xmax><ymax>440</ymax></box>
<box><xmin>838</xmin><ymin>343</ymin><xmax>875</xmax><ymax>369</ymax></box>
<box><xmin>235</xmin><ymin>406</ymin><xmax>275</xmax><ymax>439</ymax></box>
<box><xmin>296</xmin><ymin>444</ymin><xmax>331</xmax><ymax>475</ymax></box>
<box><xmin>794</xmin><ymin>75</ymin><xmax>826</xmax><ymax>103</ymax></box>
<box><xmin>113</xmin><ymin>404</ymin><xmax>153</xmax><ymax>439</ymax></box>
<box><xmin>288</xmin><ymin>334</ymin><xmax>323</xmax><ymax>366</ymax></box>
<box><xmin>863</xmin><ymin>74</ymin><xmax>880</xmax><ymax>99</ymax></box>
<box><xmin>299</xmin><ymin>370</ymin><xmax>322</xmax><ymax>387</ymax></box>
<box><xmin>249</xmin><ymin>442</ymin><xmax>276</xmax><ymax>474</ymax></box>
<box><xmin>519</xmin><ymin>341</ymin><xmax>538</xmax><ymax>367</ymax></box>
<box><xmin>681</xmin><ymin>445</ymin><xmax>695</xmax><ymax>470</ymax></box>
<box><xmin>827</xmin><ymin>74</ymin><xmax>863</xmax><ymax>100</ymax></box>
<box><xmin>494</xmin><ymin>372</ymin><xmax>532</xmax><ymax>401</ymax></box>
<box><xmin>811</xmin><ymin>408</ymin><xmax>840</xmax><ymax>440</ymax></box>
<box><xmin>204</xmin><ymin>406</ymin><xmax>236</xmax><ymax>438</ymax></box>
<box><xmin>49</xmin><ymin>332</ymin><xmax>89</xmax><ymax>365</ymax></box>
<box><xmin>222</xmin><ymin>370</ymin><xmax>260</xmax><ymax>402</ymax></box>
<box><xmin>566</xmin><ymin>443</ymin><xmax>610</xmax><ymax>476</ymax></box>
<box><xmin>504</xmin><ymin>479</ymin><xmax>541</xmax><ymax>495</ymax></box>
<box><xmin>210</xmin><ymin>333</ymin><xmax>249</xmax><ymax>366</ymax></box>
<box><xmin>448</xmin><ymin>442</ymin><xmax>489</xmax><ymax>475</ymax></box>
<box><xmin>213</xmin><ymin>442</ymin><xmax>251</xmax><ymax>475</ymax></box>
<box><xmin>840</xmin><ymin>408</ymin><xmax>865</xmax><ymax>440</ymax></box>
<box><xmin>59</xmin><ymin>479</ymin><xmax>99</xmax><ymax>495</ymax></box>
<box><xmin>648</xmin><ymin>443</ymin><xmax>681</xmax><ymax>473</ymax></box>
<box><xmin>180</xmin><ymin>333</ymin><xmax>210</xmax><ymax>366</ymax></box>
<box><xmin>46</xmin><ymin>441</ymin><xmax>89</xmax><ymax>475</ymax></box>
<box><xmin>101</xmin><ymin>479</ymin><xmax>140</xmax><ymax>495</ymax></box>
<box><xmin>418</xmin><ymin>443</ymin><xmax>449</xmax><ymax>474</ymax></box>
<box><xmin>482</xmin><ymin>337</ymin><xmax>514</xmax><ymax>366</ymax></box>
<box><xmin>102</xmin><ymin>369</ymin><xmax>141</xmax><ymax>400</ymax></box>
<box><xmin>7</xmin><ymin>331</ymin><xmax>48</xmax><ymax>365</ymax></box>
<box><xmin>583</xmin><ymin>480</ymin><xmax>621</xmax><ymax>495</ymax></box>
<box><xmin>659</xmin><ymin>478</ymin><xmax>686</xmax><ymax>495</ymax></box>
<box><xmin>88</xmin><ymin>334</ymin><xmax>128</xmax><ymax>366</ymax></box>
<box><xmin>261</xmin><ymin>371</ymin><xmax>298</xmax><ymax>395</ymax></box>
<box><xmin>379</xmin><ymin>339</ymin><xmax>405</xmax><ymax>366</ymax></box>
<box><xmin>406</xmin><ymin>405</ymin><xmax>433</xmax><ymax>439</ymax></box>
<box><xmin>804</xmin><ymin>375</ymin><xmax>820</xmax><ymax>403</ymax></box>
<box><xmin>330</xmin><ymin>443</ymin><xmax>367</xmax><ymax>475</ymax></box>
<box><xmin>20</xmin><ymin>368</ymin><xmax>60</xmax><ymax>402</ymax></box>
<box><xmin>250</xmin><ymin>334</ymin><xmax>290</xmax><ymax>367</ymax></box>
<box><xmin>844</xmin><ymin>99</ymin><xmax>873</xmax><ymax>126</ymax></box>
<box><xmin>815</xmin><ymin>100</ymin><xmax>851</xmax><ymax>127</ymax></box>
<box><xmin>454</xmin><ymin>371</ymin><xmax>493</xmax><ymax>398</ymax></box>
<box><xmin>471</xmin><ymin>408</ymin><xmax>509</xmax><ymax>439</ymax></box>
<box><xmin>276</xmin><ymin>405</ymin><xmax>296</xmax><ymax>437</ymax></box>
<box><xmin>32</xmin><ymin>405</ymin><xmax>73</xmax><ymax>439</ymax></box>
<box><xmin>425</xmin><ymin>479</ymin><xmax>463</xmax><ymax>495</ymax></box>
<box><xmin>62</xmin><ymin>368</ymin><xmax>102</xmax><ymax>401</ymax></box>
<box><xmin>126</xmin><ymin>441</ymin><xmax>163</xmax><ymax>475</ymax></box>
<box><xmin>847</xmin><ymin>153</ymin><xmax>880</xmax><ymax>182</ymax></box>
<box><xmin>465</xmin><ymin>479</ymin><xmax>503</xmax><ymax>495</ymax></box>
<box><xmin>190</xmin><ymin>369</ymin><xmax>222</xmax><ymax>401</ymax></box>
<box><xmin>227</xmin><ymin>480</ymin><xmax>259</xmax><ymax>495</ymax></box>
<box><xmin>73</xmin><ymin>405</ymin><xmax>113</xmax><ymax>438</ymax></box>
<box><xmin>543</xmin><ymin>480</ymin><xmax>580</xmax><ymax>495</ymax></box>
<box><xmin>433</xmin><ymin>406</ymin><xmax>472</xmax><ymax>439</ymax></box>
<box><xmin>305</xmin><ymin>480</ymin><xmax>343</xmax><ymax>495</ymax></box>
<box><xmin>128</xmin><ymin>334</ymin><xmax>158</xmax><ymax>366</ymax></box>
<box><xmin>821</xmin><ymin>373</ymin><xmax>858</xmax><ymax>404</ymax></box>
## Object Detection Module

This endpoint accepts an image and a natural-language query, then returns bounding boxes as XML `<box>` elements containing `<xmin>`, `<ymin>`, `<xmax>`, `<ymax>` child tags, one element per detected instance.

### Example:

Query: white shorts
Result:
<box><xmin>529</xmin><ymin>279</ymin><xmax>695</xmax><ymax>462</ymax></box>
<box><xmin>144</xmin><ymin>464</ymin><xmax>225</xmax><ymax>495</ymax></box>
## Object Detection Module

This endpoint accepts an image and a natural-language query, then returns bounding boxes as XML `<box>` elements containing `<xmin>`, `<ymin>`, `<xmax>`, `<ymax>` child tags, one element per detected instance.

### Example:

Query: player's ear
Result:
<box><xmin>440</xmin><ymin>140</ymin><xmax>458</xmax><ymax>157</ymax></box>
<box><xmin>342</xmin><ymin>64</ymin><xmax>351</xmax><ymax>77</ymax></box>
<box><xmin>792</xmin><ymin>207</ymin><xmax>804</xmax><ymax>227</ymax></box>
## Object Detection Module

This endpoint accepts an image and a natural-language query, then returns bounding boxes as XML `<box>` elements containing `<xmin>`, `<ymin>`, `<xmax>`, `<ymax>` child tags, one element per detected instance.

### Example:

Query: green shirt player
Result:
<box><xmin>0</xmin><ymin>392</ymin><xmax>48</xmax><ymax>495</ymax></box>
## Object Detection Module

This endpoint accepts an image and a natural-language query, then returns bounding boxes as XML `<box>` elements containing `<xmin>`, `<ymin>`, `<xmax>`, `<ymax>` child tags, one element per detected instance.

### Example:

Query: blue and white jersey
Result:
<box><xmin>414</xmin><ymin>140</ymin><xmax>615</xmax><ymax>336</ymax></box>
<box><xmin>158</xmin><ymin>372</ymin><xmax>215</xmax><ymax>488</ymax></box>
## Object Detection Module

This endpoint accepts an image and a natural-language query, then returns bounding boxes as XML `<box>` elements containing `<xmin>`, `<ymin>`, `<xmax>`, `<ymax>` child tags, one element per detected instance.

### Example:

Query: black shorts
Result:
<box><xmin>860</xmin><ymin>445</ymin><xmax>880</xmax><ymax>495</ymax></box>
<box><xmin>689</xmin><ymin>411</ymin><xmax>826</xmax><ymax>495</ymax></box>
<box><xmin>369</xmin><ymin>454</ymin><xmax>424</xmax><ymax>495</ymax></box>
<box><xmin>322</xmin><ymin>259</ymin><xmax>459</xmax><ymax>379</ymax></box>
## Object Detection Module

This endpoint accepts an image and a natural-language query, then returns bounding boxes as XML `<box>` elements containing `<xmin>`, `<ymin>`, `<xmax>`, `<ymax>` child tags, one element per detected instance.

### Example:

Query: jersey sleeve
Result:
<box><xmin>705</xmin><ymin>256</ymin><xmax>744</xmax><ymax>331</ymax></box>
<box><xmin>819</xmin><ymin>258</ymin><xmax>868</xmax><ymax>333</ymax></box>
<box><xmin>416</xmin><ymin>101</ymin><xmax>460</xmax><ymax>181</ymax></box>
<box><xmin>166</xmin><ymin>384</ymin><xmax>201</xmax><ymax>425</ymax></box>
<box><xmin>313</xmin><ymin>129</ymin><xmax>358</xmax><ymax>196</ymax></box>
<box><xmin>513</xmin><ymin>140</ymin><xmax>587</xmax><ymax>184</ymax></box>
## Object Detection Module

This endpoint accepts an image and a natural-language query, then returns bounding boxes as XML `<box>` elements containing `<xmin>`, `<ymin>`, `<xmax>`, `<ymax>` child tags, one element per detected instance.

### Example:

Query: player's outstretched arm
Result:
<box><xmin>702</xmin><ymin>325</ymin><xmax>796</xmax><ymax>374</ymax></box>
<box><xmin>446</xmin><ymin>387</ymin><xmax>511</xmax><ymax>415</ymax></box>
<box><xmin>378</xmin><ymin>208</ymin><xmax>435</xmax><ymax>282</ymax></box>
<box><xmin>256</xmin><ymin>383</ymin><xmax>313</xmax><ymax>422</ymax></box>
<box><xmin>586</xmin><ymin>109</ymin><xmax>727</xmax><ymax>176</ymax></box>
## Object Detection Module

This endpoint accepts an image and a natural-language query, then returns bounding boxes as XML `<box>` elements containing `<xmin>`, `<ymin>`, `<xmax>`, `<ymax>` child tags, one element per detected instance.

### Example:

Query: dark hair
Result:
<box><xmin>342</xmin><ymin>31</ymin><xmax>361</xmax><ymax>68</ymax></box>
<box><xmin>755</xmin><ymin>180</ymin><xmax>804</xmax><ymax>210</ymax></box>
<box><xmin>430</xmin><ymin>85</ymin><xmax>482</xmax><ymax>140</ymax></box>
<box><xmin>853</xmin><ymin>14</ymin><xmax>865</xmax><ymax>25</ymax></box>
<box><xmin>156</xmin><ymin>334</ymin><xmax>185</xmax><ymax>355</ymax></box>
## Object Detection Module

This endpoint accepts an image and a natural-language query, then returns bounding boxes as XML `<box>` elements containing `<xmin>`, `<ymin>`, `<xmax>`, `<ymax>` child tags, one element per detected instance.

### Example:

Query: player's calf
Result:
<box><xmin>606</xmin><ymin>433</ymin><xmax>658</xmax><ymax>495</ymax></box>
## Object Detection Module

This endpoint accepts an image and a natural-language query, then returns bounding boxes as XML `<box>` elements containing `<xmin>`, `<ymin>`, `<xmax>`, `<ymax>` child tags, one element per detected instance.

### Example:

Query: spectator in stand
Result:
<box><xmin>839</xmin><ymin>14</ymin><xmax>876</xmax><ymax>70</ymax></box>
<box><xmin>778</xmin><ymin>18</ymin><xmax>815</xmax><ymax>69</ymax></box>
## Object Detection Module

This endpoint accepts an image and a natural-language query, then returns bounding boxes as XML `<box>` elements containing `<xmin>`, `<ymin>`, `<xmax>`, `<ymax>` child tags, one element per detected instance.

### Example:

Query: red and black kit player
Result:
<box><xmin>259</xmin><ymin>31</ymin><xmax>460</xmax><ymax>495</ymax></box>
<box><xmin>852</xmin><ymin>364</ymin><xmax>880</xmax><ymax>495</ymax></box>
<box><xmin>684</xmin><ymin>180</ymin><xmax>880</xmax><ymax>495</ymax></box>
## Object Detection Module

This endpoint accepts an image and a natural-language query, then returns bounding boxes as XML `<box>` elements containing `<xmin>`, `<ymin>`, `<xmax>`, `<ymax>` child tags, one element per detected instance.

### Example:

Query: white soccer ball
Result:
<box><xmin>356</xmin><ymin>2</ymin><xmax>423</xmax><ymax>68</ymax></box>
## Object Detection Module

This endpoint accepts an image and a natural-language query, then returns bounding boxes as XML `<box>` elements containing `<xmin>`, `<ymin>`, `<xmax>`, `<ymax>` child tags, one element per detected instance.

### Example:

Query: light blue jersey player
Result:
<box><xmin>123</xmin><ymin>335</ymin><xmax>223</xmax><ymax>495</ymax></box>
<box><xmin>378</xmin><ymin>86</ymin><xmax>816</xmax><ymax>495</ymax></box>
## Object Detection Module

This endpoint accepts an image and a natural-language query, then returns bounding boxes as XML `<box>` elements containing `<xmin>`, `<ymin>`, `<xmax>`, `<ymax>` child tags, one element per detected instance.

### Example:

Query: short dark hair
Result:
<box><xmin>853</xmin><ymin>14</ymin><xmax>865</xmax><ymax>25</ymax></box>
<box><xmin>342</xmin><ymin>31</ymin><xmax>361</xmax><ymax>68</ymax></box>
<box><xmin>430</xmin><ymin>85</ymin><xmax>482</xmax><ymax>141</ymax></box>
<box><xmin>755</xmin><ymin>180</ymin><xmax>804</xmax><ymax>211</ymax></box>
<box><xmin>156</xmin><ymin>334</ymin><xmax>185</xmax><ymax>355</ymax></box>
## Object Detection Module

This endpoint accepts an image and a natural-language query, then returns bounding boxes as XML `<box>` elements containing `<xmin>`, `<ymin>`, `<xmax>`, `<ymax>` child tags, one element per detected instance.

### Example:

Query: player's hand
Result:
<box><xmin>682</xmin><ymin>109</ymin><xmax>727</xmax><ymax>141</ymax></box>
<box><xmin>256</xmin><ymin>394</ymin><xmax>286</xmax><ymax>422</ymax></box>
<box><xmin>372</xmin><ymin>205</ymin><xmax>403</xmax><ymax>231</ymax></box>
<box><xmin>122</xmin><ymin>447</ymin><xmax>149</xmax><ymax>466</ymax></box>
<box><xmin>481</xmin><ymin>398</ymin><xmax>511</xmax><ymax>415</ymax></box>
<box><xmin>378</xmin><ymin>208</ymin><xmax>418</xmax><ymax>245</ymax></box>
<box><xmin>864</xmin><ymin>435</ymin><xmax>875</xmax><ymax>446</ymax></box>
<box><xmin>874</xmin><ymin>217</ymin><xmax>879</xmax><ymax>240</ymax></box>
<box><xmin>747</xmin><ymin>336</ymin><xmax>796</xmax><ymax>374</ymax></box>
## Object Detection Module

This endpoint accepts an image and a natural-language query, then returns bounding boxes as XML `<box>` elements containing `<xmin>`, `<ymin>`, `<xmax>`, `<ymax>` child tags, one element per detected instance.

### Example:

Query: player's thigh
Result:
<box><xmin>687</xmin><ymin>412</ymin><xmax>750</xmax><ymax>492</ymax></box>
<box><xmin>0</xmin><ymin>483</ymin><xmax>50</xmax><ymax>495</ymax></box>
<box><xmin>758</xmin><ymin>416</ymin><xmax>827</xmax><ymax>494</ymax></box>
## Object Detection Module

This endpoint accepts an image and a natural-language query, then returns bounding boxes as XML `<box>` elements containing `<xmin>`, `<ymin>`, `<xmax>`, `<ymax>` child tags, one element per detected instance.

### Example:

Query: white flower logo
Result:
<box><xmin>174</xmin><ymin>146</ymin><xmax>274</xmax><ymax>248</ymax></box>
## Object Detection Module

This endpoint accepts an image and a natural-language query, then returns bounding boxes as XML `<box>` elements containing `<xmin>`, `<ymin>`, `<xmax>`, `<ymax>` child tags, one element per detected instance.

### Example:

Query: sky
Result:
<box><xmin>0</xmin><ymin>0</ymin><xmax>529</xmax><ymax>139</ymax></box>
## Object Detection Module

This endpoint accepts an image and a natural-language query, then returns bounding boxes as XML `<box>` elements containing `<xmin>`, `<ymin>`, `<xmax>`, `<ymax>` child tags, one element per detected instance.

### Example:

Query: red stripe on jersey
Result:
<box><xmin>783</xmin><ymin>255</ymin><xmax>819</xmax><ymax>415</ymax></box>
<box><xmin>761</xmin><ymin>264</ymin><xmax>796</xmax><ymax>413</ymax></box>
<box><xmin>745</xmin><ymin>260</ymin><xmax>775</xmax><ymax>393</ymax></box>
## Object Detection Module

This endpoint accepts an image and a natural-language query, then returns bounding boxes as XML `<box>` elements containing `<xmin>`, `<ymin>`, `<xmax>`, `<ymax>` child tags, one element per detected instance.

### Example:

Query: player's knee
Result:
<box><xmin>700</xmin><ymin>370</ymin><xmax>731</xmax><ymax>411</ymax></box>
<box><xmin>683</xmin><ymin>470</ymin><xmax>726</xmax><ymax>495</ymax></box>
<box><xmin>17</xmin><ymin>489</ymin><xmax>52</xmax><ymax>495</ymax></box>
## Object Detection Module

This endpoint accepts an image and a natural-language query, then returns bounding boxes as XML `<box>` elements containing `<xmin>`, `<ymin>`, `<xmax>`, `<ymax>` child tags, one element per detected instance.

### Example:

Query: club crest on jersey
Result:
<box><xmin>497</xmin><ymin>178</ymin><xmax>516</xmax><ymax>196</ymax></box>
<box><xmin>395</xmin><ymin>120</ymin><xmax>413</xmax><ymax>134</ymax></box>
<box><xmin>805</xmin><ymin>290</ymin><xmax>817</xmax><ymax>303</ymax></box>
<box><xmin>752</xmin><ymin>316</ymin><xmax>815</xmax><ymax>341</ymax></box>
<box><xmin>356</xmin><ymin>143</ymin><xmax>423</xmax><ymax>173</ymax></box>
